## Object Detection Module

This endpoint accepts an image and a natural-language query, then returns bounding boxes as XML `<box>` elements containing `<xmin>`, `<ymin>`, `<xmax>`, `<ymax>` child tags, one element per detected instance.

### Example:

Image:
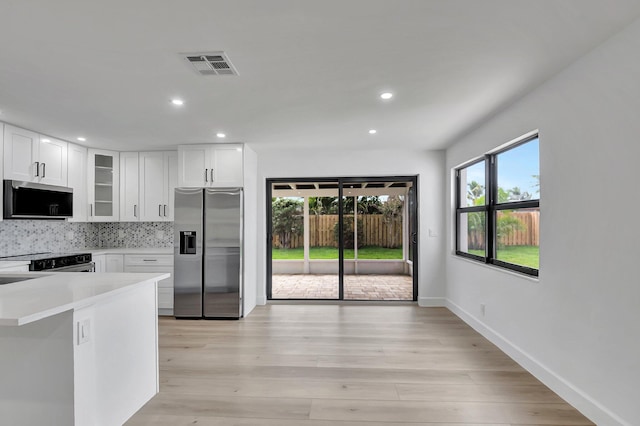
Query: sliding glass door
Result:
<box><xmin>267</xmin><ymin>176</ymin><xmax>418</xmax><ymax>301</ymax></box>
<box><xmin>268</xmin><ymin>180</ymin><xmax>340</xmax><ymax>299</ymax></box>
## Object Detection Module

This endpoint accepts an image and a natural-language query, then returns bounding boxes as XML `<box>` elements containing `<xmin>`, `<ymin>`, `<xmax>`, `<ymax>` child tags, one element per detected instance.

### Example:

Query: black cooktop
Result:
<box><xmin>0</xmin><ymin>252</ymin><xmax>92</xmax><ymax>271</ymax></box>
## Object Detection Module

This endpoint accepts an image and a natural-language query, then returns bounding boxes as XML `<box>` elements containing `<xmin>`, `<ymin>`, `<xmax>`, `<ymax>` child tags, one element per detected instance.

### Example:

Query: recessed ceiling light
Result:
<box><xmin>380</xmin><ymin>92</ymin><xmax>393</xmax><ymax>100</ymax></box>
<box><xmin>171</xmin><ymin>99</ymin><xmax>184</xmax><ymax>106</ymax></box>
<box><xmin>77</xmin><ymin>137</ymin><xmax>86</xmax><ymax>142</ymax></box>
<box><xmin>41</xmin><ymin>138</ymin><xmax>50</xmax><ymax>143</ymax></box>
<box><xmin>216</xmin><ymin>133</ymin><xmax>226</xmax><ymax>138</ymax></box>
<box><xmin>368</xmin><ymin>129</ymin><xmax>377</xmax><ymax>134</ymax></box>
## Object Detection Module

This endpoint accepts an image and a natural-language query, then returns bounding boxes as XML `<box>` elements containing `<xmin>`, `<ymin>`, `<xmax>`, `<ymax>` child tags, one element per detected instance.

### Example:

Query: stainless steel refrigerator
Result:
<box><xmin>174</xmin><ymin>187</ymin><xmax>243</xmax><ymax>319</ymax></box>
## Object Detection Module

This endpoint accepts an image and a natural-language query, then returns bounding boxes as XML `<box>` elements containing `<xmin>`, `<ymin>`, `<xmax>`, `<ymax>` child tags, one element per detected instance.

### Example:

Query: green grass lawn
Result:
<box><xmin>272</xmin><ymin>246</ymin><xmax>403</xmax><ymax>260</ymax></box>
<box><xmin>469</xmin><ymin>245</ymin><xmax>539</xmax><ymax>269</ymax></box>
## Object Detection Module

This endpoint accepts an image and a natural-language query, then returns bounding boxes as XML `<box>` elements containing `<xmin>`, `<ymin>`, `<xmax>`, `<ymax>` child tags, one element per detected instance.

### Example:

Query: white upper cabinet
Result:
<box><xmin>177</xmin><ymin>144</ymin><xmax>209</xmax><ymax>187</ymax></box>
<box><xmin>177</xmin><ymin>144</ymin><xmax>243</xmax><ymax>188</ymax></box>
<box><xmin>37</xmin><ymin>136</ymin><xmax>68</xmax><ymax>186</ymax></box>
<box><xmin>119</xmin><ymin>152</ymin><xmax>139</xmax><ymax>221</ymax></box>
<box><xmin>139</xmin><ymin>151</ymin><xmax>177</xmax><ymax>221</ymax></box>
<box><xmin>3</xmin><ymin>125</ymin><xmax>37</xmax><ymax>182</ymax></box>
<box><xmin>88</xmin><ymin>149</ymin><xmax>119</xmax><ymax>222</ymax></box>
<box><xmin>67</xmin><ymin>143</ymin><xmax>88</xmax><ymax>222</ymax></box>
<box><xmin>3</xmin><ymin>125</ymin><xmax>68</xmax><ymax>186</ymax></box>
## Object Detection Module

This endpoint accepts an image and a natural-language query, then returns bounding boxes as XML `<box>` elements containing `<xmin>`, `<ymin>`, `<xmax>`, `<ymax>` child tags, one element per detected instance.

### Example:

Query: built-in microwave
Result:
<box><xmin>3</xmin><ymin>180</ymin><xmax>73</xmax><ymax>219</ymax></box>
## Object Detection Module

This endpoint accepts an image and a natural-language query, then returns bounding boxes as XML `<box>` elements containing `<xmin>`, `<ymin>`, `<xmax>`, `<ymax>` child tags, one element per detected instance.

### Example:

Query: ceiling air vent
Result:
<box><xmin>183</xmin><ymin>52</ymin><xmax>238</xmax><ymax>76</ymax></box>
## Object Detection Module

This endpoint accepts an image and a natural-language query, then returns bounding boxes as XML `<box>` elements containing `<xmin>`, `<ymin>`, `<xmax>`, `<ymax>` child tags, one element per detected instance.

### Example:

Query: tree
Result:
<box><xmin>532</xmin><ymin>174</ymin><xmax>540</xmax><ymax>195</ymax></box>
<box><xmin>467</xmin><ymin>181</ymin><xmax>484</xmax><ymax>204</ymax></box>
<box><xmin>308</xmin><ymin>197</ymin><xmax>337</xmax><ymax>215</ymax></box>
<box><xmin>508</xmin><ymin>187</ymin><xmax>532</xmax><ymax>201</ymax></box>
<box><xmin>272</xmin><ymin>198</ymin><xmax>303</xmax><ymax>249</ymax></box>
<box><xmin>496</xmin><ymin>211</ymin><xmax>525</xmax><ymax>248</ymax></box>
<box><xmin>380</xmin><ymin>195</ymin><xmax>404</xmax><ymax>248</ymax></box>
<box><xmin>333</xmin><ymin>217</ymin><xmax>364</xmax><ymax>249</ymax></box>
<box><xmin>357</xmin><ymin>196</ymin><xmax>382</xmax><ymax>214</ymax></box>
<box><xmin>467</xmin><ymin>211</ymin><xmax>485</xmax><ymax>250</ymax></box>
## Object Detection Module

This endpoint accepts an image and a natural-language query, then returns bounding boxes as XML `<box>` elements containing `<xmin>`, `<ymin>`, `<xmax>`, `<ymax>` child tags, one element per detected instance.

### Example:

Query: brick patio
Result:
<box><xmin>271</xmin><ymin>274</ymin><xmax>413</xmax><ymax>300</ymax></box>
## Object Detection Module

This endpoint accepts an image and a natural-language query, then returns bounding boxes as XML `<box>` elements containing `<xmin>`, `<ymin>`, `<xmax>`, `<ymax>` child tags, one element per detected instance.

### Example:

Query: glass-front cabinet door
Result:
<box><xmin>87</xmin><ymin>149</ymin><xmax>120</xmax><ymax>222</ymax></box>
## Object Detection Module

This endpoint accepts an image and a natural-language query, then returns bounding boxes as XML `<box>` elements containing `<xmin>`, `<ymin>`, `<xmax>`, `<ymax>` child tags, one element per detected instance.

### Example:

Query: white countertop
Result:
<box><xmin>0</xmin><ymin>272</ymin><xmax>169</xmax><ymax>326</ymax></box>
<box><xmin>0</xmin><ymin>261</ymin><xmax>31</xmax><ymax>269</ymax></box>
<box><xmin>85</xmin><ymin>248</ymin><xmax>173</xmax><ymax>255</ymax></box>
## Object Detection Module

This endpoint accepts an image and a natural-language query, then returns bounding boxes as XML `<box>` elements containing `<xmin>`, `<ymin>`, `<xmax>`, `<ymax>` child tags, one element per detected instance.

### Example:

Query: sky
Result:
<box><xmin>464</xmin><ymin>138</ymin><xmax>539</xmax><ymax>203</ymax></box>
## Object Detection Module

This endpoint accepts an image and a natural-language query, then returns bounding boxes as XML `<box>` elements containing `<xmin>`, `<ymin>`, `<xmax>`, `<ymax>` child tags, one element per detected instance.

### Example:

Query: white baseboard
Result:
<box><xmin>446</xmin><ymin>299</ymin><xmax>628</xmax><ymax>426</ymax></box>
<box><xmin>417</xmin><ymin>296</ymin><xmax>446</xmax><ymax>307</ymax></box>
<box><xmin>256</xmin><ymin>295</ymin><xmax>267</xmax><ymax>305</ymax></box>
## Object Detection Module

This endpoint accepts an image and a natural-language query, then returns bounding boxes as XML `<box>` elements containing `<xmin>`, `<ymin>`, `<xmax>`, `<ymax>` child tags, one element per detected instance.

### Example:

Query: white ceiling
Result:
<box><xmin>1</xmin><ymin>0</ymin><xmax>639</xmax><ymax>152</ymax></box>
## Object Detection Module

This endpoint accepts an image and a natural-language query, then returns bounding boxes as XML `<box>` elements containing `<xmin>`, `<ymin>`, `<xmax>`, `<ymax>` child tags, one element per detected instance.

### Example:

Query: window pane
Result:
<box><xmin>458</xmin><ymin>211</ymin><xmax>486</xmax><ymax>256</ymax></box>
<box><xmin>496</xmin><ymin>138</ymin><xmax>539</xmax><ymax>204</ymax></box>
<box><xmin>458</xmin><ymin>161</ymin><xmax>485</xmax><ymax>207</ymax></box>
<box><xmin>495</xmin><ymin>208</ymin><xmax>540</xmax><ymax>269</ymax></box>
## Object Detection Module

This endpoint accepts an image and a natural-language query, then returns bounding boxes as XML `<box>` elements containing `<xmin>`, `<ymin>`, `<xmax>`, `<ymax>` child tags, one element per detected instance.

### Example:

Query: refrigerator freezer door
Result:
<box><xmin>204</xmin><ymin>188</ymin><xmax>242</xmax><ymax>319</ymax></box>
<box><xmin>203</xmin><ymin>247</ymin><xmax>241</xmax><ymax>318</ymax></box>
<box><xmin>174</xmin><ymin>188</ymin><xmax>204</xmax><ymax>318</ymax></box>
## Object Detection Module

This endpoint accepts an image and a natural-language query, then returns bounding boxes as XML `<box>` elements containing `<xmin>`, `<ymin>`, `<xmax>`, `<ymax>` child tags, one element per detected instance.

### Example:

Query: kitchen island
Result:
<box><xmin>0</xmin><ymin>272</ymin><xmax>169</xmax><ymax>426</ymax></box>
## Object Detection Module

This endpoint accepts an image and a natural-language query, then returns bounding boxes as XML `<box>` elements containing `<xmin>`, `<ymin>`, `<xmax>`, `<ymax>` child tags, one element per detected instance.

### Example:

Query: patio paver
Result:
<box><xmin>272</xmin><ymin>274</ymin><xmax>413</xmax><ymax>300</ymax></box>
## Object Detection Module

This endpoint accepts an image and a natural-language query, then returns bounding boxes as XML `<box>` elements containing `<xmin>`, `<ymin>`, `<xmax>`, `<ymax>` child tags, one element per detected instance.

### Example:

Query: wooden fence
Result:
<box><xmin>273</xmin><ymin>214</ymin><xmax>403</xmax><ymax>249</ymax></box>
<box><xmin>469</xmin><ymin>211</ymin><xmax>539</xmax><ymax>248</ymax></box>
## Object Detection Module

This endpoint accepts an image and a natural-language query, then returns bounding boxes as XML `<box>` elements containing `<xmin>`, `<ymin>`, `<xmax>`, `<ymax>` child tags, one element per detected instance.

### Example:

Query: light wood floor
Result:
<box><xmin>126</xmin><ymin>305</ymin><xmax>593</xmax><ymax>425</ymax></box>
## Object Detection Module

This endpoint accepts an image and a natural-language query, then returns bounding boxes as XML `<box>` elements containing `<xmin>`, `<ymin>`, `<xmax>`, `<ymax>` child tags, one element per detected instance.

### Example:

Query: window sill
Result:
<box><xmin>451</xmin><ymin>252</ymin><xmax>540</xmax><ymax>283</ymax></box>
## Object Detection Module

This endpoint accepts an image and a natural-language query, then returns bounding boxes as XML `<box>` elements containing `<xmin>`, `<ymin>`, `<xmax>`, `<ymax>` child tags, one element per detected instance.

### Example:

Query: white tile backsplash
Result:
<box><xmin>0</xmin><ymin>220</ymin><xmax>98</xmax><ymax>257</ymax></box>
<box><xmin>0</xmin><ymin>220</ymin><xmax>173</xmax><ymax>256</ymax></box>
<box><xmin>97</xmin><ymin>222</ymin><xmax>173</xmax><ymax>248</ymax></box>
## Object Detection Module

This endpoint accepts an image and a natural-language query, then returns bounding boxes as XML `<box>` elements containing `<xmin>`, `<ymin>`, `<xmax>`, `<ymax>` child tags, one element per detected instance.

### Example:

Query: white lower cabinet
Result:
<box><xmin>0</xmin><ymin>264</ymin><xmax>29</xmax><ymax>272</ymax></box>
<box><xmin>105</xmin><ymin>254</ymin><xmax>124</xmax><ymax>272</ymax></box>
<box><xmin>93</xmin><ymin>254</ymin><xmax>106</xmax><ymax>273</ymax></box>
<box><xmin>124</xmin><ymin>254</ymin><xmax>173</xmax><ymax>314</ymax></box>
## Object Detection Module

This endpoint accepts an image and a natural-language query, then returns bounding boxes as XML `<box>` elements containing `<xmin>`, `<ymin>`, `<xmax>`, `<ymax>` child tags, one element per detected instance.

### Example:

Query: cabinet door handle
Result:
<box><xmin>205</xmin><ymin>168</ymin><xmax>208</xmax><ymax>182</ymax></box>
<box><xmin>210</xmin><ymin>169</ymin><xmax>214</xmax><ymax>182</ymax></box>
<box><xmin>134</xmin><ymin>204</ymin><xmax>137</xmax><ymax>217</ymax></box>
<box><xmin>164</xmin><ymin>204</ymin><xmax>167</xmax><ymax>217</ymax></box>
<box><xmin>41</xmin><ymin>163</ymin><xmax>46</xmax><ymax>178</ymax></box>
<box><xmin>90</xmin><ymin>204</ymin><xmax>93</xmax><ymax>216</ymax></box>
<box><xmin>159</xmin><ymin>204</ymin><xmax>162</xmax><ymax>217</ymax></box>
<box><xmin>142</xmin><ymin>259</ymin><xmax>157</xmax><ymax>262</ymax></box>
<box><xmin>35</xmin><ymin>161</ymin><xmax>40</xmax><ymax>177</ymax></box>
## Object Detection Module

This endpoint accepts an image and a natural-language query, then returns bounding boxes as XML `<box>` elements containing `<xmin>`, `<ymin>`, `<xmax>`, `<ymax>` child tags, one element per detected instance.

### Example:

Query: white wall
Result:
<box><xmin>445</xmin><ymin>17</ymin><xmax>640</xmax><ymax>426</ymax></box>
<box><xmin>254</xmin><ymin>148</ymin><xmax>446</xmax><ymax>306</ymax></box>
<box><xmin>243</xmin><ymin>145</ymin><xmax>258</xmax><ymax>316</ymax></box>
